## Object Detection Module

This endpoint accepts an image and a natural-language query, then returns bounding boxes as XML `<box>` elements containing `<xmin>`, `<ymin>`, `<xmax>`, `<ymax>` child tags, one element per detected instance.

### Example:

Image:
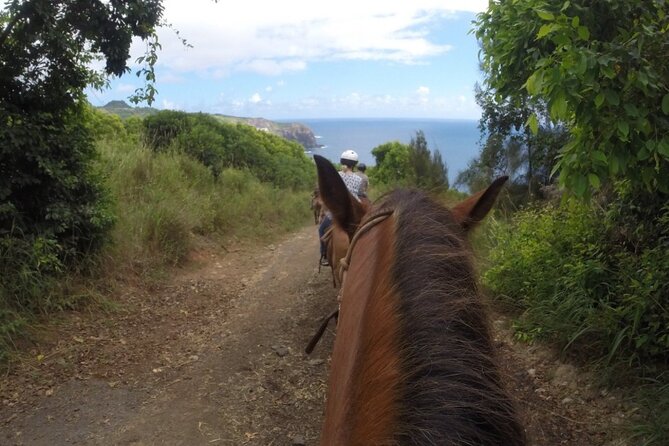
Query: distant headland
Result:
<box><xmin>97</xmin><ymin>101</ymin><xmax>320</xmax><ymax>149</ymax></box>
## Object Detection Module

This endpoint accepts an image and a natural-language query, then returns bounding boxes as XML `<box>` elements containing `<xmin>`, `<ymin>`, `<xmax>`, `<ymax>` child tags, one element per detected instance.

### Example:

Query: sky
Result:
<box><xmin>86</xmin><ymin>0</ymin><xmax>489</xmax><ymax>120</ymax></box>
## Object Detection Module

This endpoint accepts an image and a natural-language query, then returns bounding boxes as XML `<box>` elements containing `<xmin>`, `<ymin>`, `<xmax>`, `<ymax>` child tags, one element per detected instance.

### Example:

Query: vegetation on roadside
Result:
<box><xmin>473</xmin><ymin>1</ymin><xmax>669</xmax><ymax>443</ymax></box>
<box><xmin>368</xmin><ymin>130</ymin><xmax>449</xmax><ymax>191</ymax></box>
<box><xmin>1</xmin><ymin>0</ymin><xmax>166</xmax><ymax>361</ymax></box>
<box><xmin>0</xmin><ymin>105</ymin><xmax>315</xmax><ymax>362</ymax></box>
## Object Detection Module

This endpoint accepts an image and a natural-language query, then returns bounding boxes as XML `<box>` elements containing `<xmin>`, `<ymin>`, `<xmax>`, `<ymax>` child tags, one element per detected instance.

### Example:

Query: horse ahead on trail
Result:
<box><xmin>313</xmin><ymin>155</ymin><xmax>526</xmax><ymax>446</ymax></box>
<box><xmin>310</xmin><ymin>189</ymin><xmax>324</xmax><ymax>225</ymax></box>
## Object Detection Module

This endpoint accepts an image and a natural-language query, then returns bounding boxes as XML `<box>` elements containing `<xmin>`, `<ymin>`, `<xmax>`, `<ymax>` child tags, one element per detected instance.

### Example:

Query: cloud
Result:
<box><xmin>417</xmin><ymin>86</ymin><xmax>430</xmax><ymax>96</ymax></box>
<box><xmin>161</xmin><ymin>99</ymin><xmax>177</xmax><ymax>110</ymax></box>
<box><xmin>138</xmin><ymin>0</ymin><xmax>486</xmax><ymax>76</ymax></box>
<box><xmin>116</xmin><ymin>83</ymin><xmax>136</xmax><ymax>93</ymax></box>
<box><xmin>210</xmin><ymin>89</ymin><xmax>478</xmax><ymax>119</ymax></box>
<box><xmin>265</xmin><ymin>86</ymin><xmax>273</xmax><ymax>92</ymax></box>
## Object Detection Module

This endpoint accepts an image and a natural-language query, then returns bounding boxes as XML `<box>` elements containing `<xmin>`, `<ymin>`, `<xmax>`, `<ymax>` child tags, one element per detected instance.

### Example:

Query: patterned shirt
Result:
<box><xmin>339</xmin><ymin>171</ymin><xmax>363</xmax><ymax>199</ymax></box>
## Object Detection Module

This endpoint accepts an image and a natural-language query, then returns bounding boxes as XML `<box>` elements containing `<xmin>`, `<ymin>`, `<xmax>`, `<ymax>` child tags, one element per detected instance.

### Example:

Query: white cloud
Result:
<box><xmin>265</xmin><ymin>86</ymin><xmax>273</xmax><ymax>92</ymax></box>
<box><xmin>116</xmin><ymin>83</ymin><xmax>136</xmax><ymax>93</ymax></box>
<box><xmin>250</xmin><ymin>93</ymin><xmax>262</xmax><ymax>104</ymax></box>
<box><xmin>137</xmin><ymin>0</ymin><xmax>485</xmax><ymax>77</ymax></box>
<box><xmin>161</xmin><ymin>99</ymin><xmax>177</xmax><ymax>110</ymax></box>
<box><xmin>417</xmin><ymin>86</ymin><xmax>430</xmax><ymax>96</ymax></box>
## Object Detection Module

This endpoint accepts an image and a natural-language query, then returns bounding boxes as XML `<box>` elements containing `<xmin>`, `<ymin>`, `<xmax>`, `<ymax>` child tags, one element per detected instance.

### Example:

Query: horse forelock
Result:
<box><xmin>375</xmin><ymin>189</ymin><xmax>527</xmax><ymax>446</ymax></box>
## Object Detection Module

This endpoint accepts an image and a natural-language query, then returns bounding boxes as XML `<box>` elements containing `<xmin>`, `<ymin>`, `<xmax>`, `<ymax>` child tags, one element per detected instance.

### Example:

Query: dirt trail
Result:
<box><xmin>0</xmin><ymin>226</ymin><xmax>631</xmax><ymax>445</ymax></box>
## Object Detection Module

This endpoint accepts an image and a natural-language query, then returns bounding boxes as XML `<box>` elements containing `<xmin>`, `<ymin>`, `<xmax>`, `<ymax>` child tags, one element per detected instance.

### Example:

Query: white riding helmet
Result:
<box><xmin>340</xmin><ymin>150</ymin><xmax>359</xmax><ymax>162</ymax></box>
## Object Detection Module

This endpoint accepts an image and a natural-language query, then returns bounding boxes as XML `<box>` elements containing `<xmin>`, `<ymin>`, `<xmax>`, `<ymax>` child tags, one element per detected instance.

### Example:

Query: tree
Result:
<box><xmin>1</xmin><ymin>1</ymin><xmax>164</xmax><ymax>269</ymax></box>
<box><xmin>475</xmin><ymin>0</ymin><xmax>669</xmax><ymax>195</ymax></box>
<box><xmin>370</xmin><ymin>141</ymin><xmax>411</xmax><ymax>186</ymax></box>
<box><xmin>456</xmin><ymin>85</ymin><xmax>568</xmax><ymax>198</ymax></box>
<box><xmin>409</xmin><ymin>130</ymin><xmax>449</xmax><ymax>189</ymax></box>
<box><xmin>370</xmin><ymin>132</ymin><xmax>449</xmax><ymax>190</ymax></box>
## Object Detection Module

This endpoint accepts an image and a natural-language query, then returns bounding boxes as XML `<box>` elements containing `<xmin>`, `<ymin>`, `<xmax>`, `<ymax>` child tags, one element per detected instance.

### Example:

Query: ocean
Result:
<box><xmin>293</xmin><ymin>118</ymin><xmax>482</xmax><ymax>185</ymax></box>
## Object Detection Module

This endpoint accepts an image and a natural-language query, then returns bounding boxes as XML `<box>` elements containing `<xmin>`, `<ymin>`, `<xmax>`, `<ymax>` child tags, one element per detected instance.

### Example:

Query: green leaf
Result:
<box><xmin>592</xmin><ymin>151</ymin><xmax>607</xmax><ymax>164</ymax></box>
<box><xmin>577</xmin><ymin>26</ymin><xmax>590</xmax><ymax>40</ymax></box>
<box><xmin>588</xmin><ymin>173</ymin><xmax>601</xmax><ymax>189</ymax></box>
<box><xmin>575</xmin><ymin>53</ymin><xmax>588</xmax><ymax>74</ymax></box>
<box><xmin>617</xmin><ymin>121</ymin><xmax>629</xmax><ymax>138</ymax></box>
<box><xmin>605</xmin><ymin>90</ymin><xmax>620</xmax><ymax>106</ymax></box>
<box><xmin>574</xmin><ymin>174</ymin><xmax>588</xmax><ymax>196</ymax></box>
<box><xmin>658</xmin><ymin>139</ymin><xmax>669</xmax><ymax>158</ymax></box>
<box><xmin>550</xmin><ymin>93</ymin><xmax>568</xmax><ymax>119</ymax></box>
<box><xmin>537</xmin><ymin>10</ymin><xmax>555</xmax><ymax>20</ymax></box>
<box><xmin>571</xmin><ymin>16</ymin><xmax>580</xmax><ymax>28</ymax></box>
<box><xmin>595</xmin><ymin>93</ymin><xmax>605</xmax><ymax>108</ymax></box>
<box><xmin>537</xmin><ymin>24</ymin><xmax>556</xmax><ymax>38</ymax></box>
<box><xmin>609</xmin><ymin>155</ymin><xmax>620</xmax><ymax>174</ymax></box>
<box><xmin>527</xmin><ymin>114</ymin><xmax>539</xmax><ymax>135</ymax></box>
<box><xmin>525</xmin><ymin>72</ymin><xmax>543</xmax><ymax>94</ymax></box>
<box><xmin>601</xmin><ymin>65</ymin><xmax>616</xmax><ymax>79</ymax></box>
<box><xmin>623</xmin><ymin>104</ymin><xmax>639</xmax><ymax>118</ymax></box>
<box><xmin>662</xmin><ymin>94</ymin><xmax>669</xmax><ymax>115</ymax></box>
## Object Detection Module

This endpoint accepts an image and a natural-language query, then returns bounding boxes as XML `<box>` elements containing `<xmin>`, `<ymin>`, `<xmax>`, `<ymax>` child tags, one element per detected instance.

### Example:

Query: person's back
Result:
<box><xmin>339</xmin><ymin>170</ymin><xmax>363</xmax><ymax>199</ymax></box>
<box><xmin>356</xmin><ymin>163</ymin><xmax>369</xmax><ymax>197</ymax></box>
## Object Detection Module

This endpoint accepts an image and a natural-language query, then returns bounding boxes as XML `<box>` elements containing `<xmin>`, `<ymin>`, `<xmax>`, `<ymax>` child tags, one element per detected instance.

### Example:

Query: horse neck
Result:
<box><xmin>322</xmin><ymin>190</ymin><xmax>526</xmax><ymax>446</ymax></box>
<box><xmin>390</xmin><ymin>191</ymin><xmax>526</xmax><ymax>445</ymax></box>
<box><xmin>321</xmin><ymin>216</ymin><xmax>401</xmax><ymax>446</ymax></box>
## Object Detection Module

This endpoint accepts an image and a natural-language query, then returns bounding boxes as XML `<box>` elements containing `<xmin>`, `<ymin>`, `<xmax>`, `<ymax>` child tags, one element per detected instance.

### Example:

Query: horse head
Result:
<box><xmin>314</xmin><ymin>154</ymin><xmax>525</xmax><ymax>446</ymax></box>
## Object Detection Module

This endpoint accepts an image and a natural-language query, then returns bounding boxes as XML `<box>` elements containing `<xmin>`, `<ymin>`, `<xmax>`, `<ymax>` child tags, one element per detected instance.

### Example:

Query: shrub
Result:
<box><xmin>142</xmin><ymin>111</ymin><xmax>315</xmax><ymax>189</ymax></box>
<box><xmin>483</xmin><ymin>183</ymin><xmax>669</xmax><ymax>365</ymax></box>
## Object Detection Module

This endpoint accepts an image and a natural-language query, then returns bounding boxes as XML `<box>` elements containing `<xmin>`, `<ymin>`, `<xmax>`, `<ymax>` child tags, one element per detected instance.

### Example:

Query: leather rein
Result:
<box><xmin>305</xmin><ymin>207</ymin><xmax>394</xmax><ymax>354</ymax></box>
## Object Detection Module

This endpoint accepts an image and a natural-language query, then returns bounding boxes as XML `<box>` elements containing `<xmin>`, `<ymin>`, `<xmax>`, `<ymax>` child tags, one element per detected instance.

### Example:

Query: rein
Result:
<box><xmin>336</xmin><ymin>208</ymin><xmax>394</xmax><ymax>284</ymax></box>
<box><xmin>306</xmin><ymin>207</ymin><xmax>394</xmax><ymax>354</ymax></box>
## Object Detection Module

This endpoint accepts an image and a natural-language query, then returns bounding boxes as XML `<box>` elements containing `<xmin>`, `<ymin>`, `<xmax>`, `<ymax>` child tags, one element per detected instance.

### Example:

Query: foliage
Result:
<box><xmin>476</xmin><ymin>0</ymin><xmax>669</xmax><ymax>195</ymax></box>
<box><xmin>483</xmin><ymin>183</ymin><xmax>669</xmax><ymax>365</ymax></box>
<box><xmin>0</xmin><ymin>0</ymin><xmax>165</xmax><ymax>354</ymax></box>
<box><xmin>98</xmin><ymin>140</ymin><xmax>312</xmax><ymax>270</ymax></box>
<box><xmin>369</xmin><ymin>141</ymin><xmax>412</xmax><ymax>186</ymax></box>
<box><xmin>456</xmin><ymin>86</ymin><xmax>569</xmax><ymax>201</ymax></box>
<box><xmin>143</xmin><ymin>111</ymin><xmax>315</xmax><ymax>189</ymax></box>
<box><xmin>409</xmin><ymin>130</ymin><xmax>449</xmax><ymax>189</ymax></box>
<box><xmin>370</xmin><ymin>131</ymin><xmax>448</xmax><ymax>190</ymax></box>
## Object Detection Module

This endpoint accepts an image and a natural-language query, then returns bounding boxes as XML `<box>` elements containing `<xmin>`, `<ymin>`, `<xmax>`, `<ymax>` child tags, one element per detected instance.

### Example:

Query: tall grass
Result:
<box><xmin>481</xmin><ymin>185</ymin><xmax>669</xmax><ymax>444</ymax></box>
<box><xmin>0</xmin><ymin>132</ymin><xmax>312</xmax><ymax>362</ymax></box>
<box><xmin>97</xmin><ymin>139</ymin><xmax>311</xmax><ymax>273</ymax></box>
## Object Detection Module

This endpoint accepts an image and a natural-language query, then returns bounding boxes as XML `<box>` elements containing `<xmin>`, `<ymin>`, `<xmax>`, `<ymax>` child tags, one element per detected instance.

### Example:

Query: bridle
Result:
<box><xmin>336</xmin><ymin>208</ymin><xmax>395</xmax><ymax>292</ymax></box>
<box><xmin>305</xmin><ymin>206</ymin><xmax>395</xmax><ymax>355</ymax></box>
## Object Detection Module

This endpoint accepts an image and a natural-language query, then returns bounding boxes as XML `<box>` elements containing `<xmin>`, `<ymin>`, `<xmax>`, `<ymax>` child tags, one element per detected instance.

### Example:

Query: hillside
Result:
<box><xmin>98</xmin><ymin>101</ymin><xmax>319</xmax><ymax>149</ymax></box>
<box><xmin>99</xmin><ymin>100</ymin><xmax>159</xmax><ymax>119</ymax></box>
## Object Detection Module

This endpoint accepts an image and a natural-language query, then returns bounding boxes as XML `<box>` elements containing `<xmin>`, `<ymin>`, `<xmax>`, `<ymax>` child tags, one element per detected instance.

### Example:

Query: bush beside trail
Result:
<box><xmin>482</xmin><ymin>184</ymin><xmax>669</xmax><ymax>444</ymax></box>
<box><xmin>0</xmin><ymin>107</ymin><xmax>315</xmax><ymax>362</ymax></box>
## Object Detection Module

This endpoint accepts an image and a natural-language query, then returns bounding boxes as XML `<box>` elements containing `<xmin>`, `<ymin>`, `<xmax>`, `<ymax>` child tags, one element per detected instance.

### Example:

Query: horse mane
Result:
<box><xmin>382</xmin><ymin>189</ymin><xmax>526</xmax><ymax>446</ymax></box>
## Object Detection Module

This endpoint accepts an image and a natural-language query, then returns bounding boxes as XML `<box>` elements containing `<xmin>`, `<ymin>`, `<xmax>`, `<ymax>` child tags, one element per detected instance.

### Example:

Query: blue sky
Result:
<box><xmin>86</xmin><ymin>0</ymin><xmax>488</xmax><ymax>120</ymax></box>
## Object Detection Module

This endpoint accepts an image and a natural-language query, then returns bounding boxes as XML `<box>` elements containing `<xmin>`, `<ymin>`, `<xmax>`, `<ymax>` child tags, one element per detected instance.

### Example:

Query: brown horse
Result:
<box><xmin>314</xmin><ymin>155</ymin><xmax>526</xmax><ymax>446</ymax></box>
<box><xmin>311</xmin><ymin>190</ymin><xmax>324</xmax><ymax>224</ymax></box>
<box><xmin>321</xmin><ymin>224</ymin><xmax>350</xmax><ymax>287</ymax></box>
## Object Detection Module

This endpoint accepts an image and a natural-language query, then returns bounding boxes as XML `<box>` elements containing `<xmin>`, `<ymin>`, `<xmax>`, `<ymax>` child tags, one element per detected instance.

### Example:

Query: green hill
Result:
<box><xmin>98</xmin><ymin>100</ymin><xmax>158</xmax><ymax>118</ymax></box>
<box><xmin>97</xmin><ymin>101</ymin><xmax>319</xmax><ymax>149</ymax></box>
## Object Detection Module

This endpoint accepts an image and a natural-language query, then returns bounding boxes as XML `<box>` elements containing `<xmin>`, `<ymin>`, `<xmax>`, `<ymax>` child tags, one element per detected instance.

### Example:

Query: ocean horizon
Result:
<box><xmin>281</xmin><ymin>118</ymin><xmax>482</xmax><ymax>185</ymax></box>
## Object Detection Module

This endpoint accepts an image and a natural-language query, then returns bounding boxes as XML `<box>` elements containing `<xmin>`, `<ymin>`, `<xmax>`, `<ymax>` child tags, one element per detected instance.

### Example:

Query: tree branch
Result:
<box><xmin>0</xmin><ymin>0</ymin><xmax>29</xmax><ymax>48</ymax></box>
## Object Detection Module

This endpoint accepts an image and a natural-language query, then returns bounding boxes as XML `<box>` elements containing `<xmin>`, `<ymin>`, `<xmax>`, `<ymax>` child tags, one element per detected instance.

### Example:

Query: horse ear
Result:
<box><xmin>451</xmin><ymin>176</ymin><xmax>508</xmax><ymax>231</ymax></box>
<box><xmin>314</xmin><ymin>155</ymin><xmax>366</xmax><ymax>238</ymax></box>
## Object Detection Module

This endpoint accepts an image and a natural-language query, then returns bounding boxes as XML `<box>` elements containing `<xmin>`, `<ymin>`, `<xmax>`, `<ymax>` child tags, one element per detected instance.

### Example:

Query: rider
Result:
<box><xmin>356</xmin><ymin>163</ymin><xmax>369</xmax><ymax>198</ymax></box>
<box><xmin>318</xmin><ymin>150</ymin><xmax>363</xmax><ymax>265</ymax></box>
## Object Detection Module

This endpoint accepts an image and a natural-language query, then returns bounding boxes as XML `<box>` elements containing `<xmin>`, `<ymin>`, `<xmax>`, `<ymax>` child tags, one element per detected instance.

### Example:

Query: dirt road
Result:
<box><xmin>0</xmin><ymin>226</ymin><xmax>631</xmax><ymax>445</ymax></box>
